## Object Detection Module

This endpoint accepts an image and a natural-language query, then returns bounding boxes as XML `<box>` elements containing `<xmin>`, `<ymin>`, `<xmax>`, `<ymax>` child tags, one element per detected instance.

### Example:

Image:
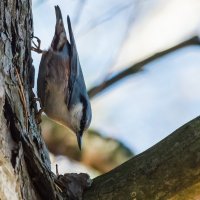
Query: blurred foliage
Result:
<box><xmin>41</xmin><ymin>115</ymin><xmax>134</xmax><ymax>173</ymax></box>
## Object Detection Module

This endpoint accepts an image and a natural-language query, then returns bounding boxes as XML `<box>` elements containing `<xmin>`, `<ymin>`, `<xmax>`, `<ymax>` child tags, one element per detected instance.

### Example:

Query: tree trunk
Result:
<box><xmin>1</xmin><ymin>1</ymin><xmax>200</xmax><ymax>200</ymax></box>
<box><xmin>0</xmin><ymin>1</ymin><xmax>56</xmax><ymax>199</ymax></box>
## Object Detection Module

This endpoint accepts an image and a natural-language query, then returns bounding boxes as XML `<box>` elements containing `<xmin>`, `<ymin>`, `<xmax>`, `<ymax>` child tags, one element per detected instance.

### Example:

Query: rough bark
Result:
<box><xmin>1</xmin><ymin>1</ymin><xmax>200</xmax><ymax>200</ymax></box>
<box><xmin>0</xmin><ymin>1</ymin><xmax>58</xmax><ymax>199</ymax></box>
<box><xmin>84</xmin><ymin>116</ymin><xmax>200</xmax><ymax>200</ymax></box>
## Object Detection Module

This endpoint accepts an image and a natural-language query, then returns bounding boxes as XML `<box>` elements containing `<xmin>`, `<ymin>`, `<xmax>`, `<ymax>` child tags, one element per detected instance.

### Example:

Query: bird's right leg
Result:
<box><xmin>31</xmin><ymin>36</ymin><xmax>43</xmax><ymax>54</ymax></box>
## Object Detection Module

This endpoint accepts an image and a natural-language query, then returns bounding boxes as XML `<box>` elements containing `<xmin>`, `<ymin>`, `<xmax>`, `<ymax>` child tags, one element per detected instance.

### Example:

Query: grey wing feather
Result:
<box><xmin>67</xmin><ymin>16</ymin><xmax>80</xmax><ymax>107</ymax></box>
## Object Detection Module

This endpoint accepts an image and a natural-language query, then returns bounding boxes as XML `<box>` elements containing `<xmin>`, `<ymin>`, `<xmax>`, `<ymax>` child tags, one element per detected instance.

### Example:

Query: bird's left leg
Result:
<box><xmin>35</xmin><ymin>108</ymin><xmax>43</xmax><ymax>124</ymax></box>
<box><xmin>32</xmin><ymin>97</ymin><xmax>43</xmax><ymax>124</ymax></box>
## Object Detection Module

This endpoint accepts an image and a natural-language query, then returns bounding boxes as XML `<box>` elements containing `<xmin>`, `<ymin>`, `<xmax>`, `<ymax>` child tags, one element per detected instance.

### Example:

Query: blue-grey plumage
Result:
<box><xmin>37</xmin><ymin>5</ymin><xmax>92</xmax><ymax>150</ymax></box>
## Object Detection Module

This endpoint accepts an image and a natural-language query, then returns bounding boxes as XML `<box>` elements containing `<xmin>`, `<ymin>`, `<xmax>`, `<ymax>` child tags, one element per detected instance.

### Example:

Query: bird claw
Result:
<box><xmin>31</xmin><ymin>36</ymin><xmax>43</xmax><ymax>54</ymax></box>
<box><xmin>32</xmin><ymin>97</ymin><xmax>43</xmax><ymax>124</ymax></box>
<box><xmin>32</xmin><ymin>97</ymin><xmax>42</xmax><ymax>105</ymax></box>
<box><xmin>35</xmin><ymin>108</ymin><xmax>43</xmax><ymax>124</ymax></box>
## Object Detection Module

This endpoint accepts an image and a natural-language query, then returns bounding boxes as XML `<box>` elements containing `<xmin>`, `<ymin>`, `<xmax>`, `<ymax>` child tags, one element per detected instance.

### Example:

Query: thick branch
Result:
<box><xmin>88</xmin><ymin>36</ymin><xmax>200</xmax><ymax>98</ymax></box>
<box><xmin>84</xmin><ymin>116</ymin><xmax>200</xmax><ymax>199</ymax></box>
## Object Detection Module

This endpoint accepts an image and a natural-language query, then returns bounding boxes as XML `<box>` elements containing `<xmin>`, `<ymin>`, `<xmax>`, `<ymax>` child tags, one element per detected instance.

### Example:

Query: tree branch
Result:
<box><xmin>84</xmin><ymin>116</ymin><xmax>200</xmax><ymax>199</ymax></box>
<box><xmin>88</xmin><ymin>36</ymin><xmax>200</xmax><ymax>98</ymax></box>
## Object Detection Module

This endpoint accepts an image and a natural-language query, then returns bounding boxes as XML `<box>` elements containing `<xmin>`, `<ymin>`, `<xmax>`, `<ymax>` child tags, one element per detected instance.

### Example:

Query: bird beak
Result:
<box><xmin>76</xmin><ymin>132</ymin><xmax>82</xmax><ymax>150</ymax></box>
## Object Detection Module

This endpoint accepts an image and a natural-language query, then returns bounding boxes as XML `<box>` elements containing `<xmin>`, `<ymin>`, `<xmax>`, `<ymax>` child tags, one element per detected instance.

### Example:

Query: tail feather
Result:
<box><xmin>51</xmin><ymin>5</ymin><xmax>67</xmax><ymax>51</ymax></box>
<box><xmin>55</xmin><ymin>5</ymin><xmax>63</xmax><ymax>22</ymax></box>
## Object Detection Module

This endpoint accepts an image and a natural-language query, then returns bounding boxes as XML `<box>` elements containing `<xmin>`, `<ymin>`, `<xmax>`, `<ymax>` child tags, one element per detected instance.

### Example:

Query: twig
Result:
<box><xmin>56</xmin><ymin>164</ymin><xmax>59</xmax><ymax>176</ymax></box>
<box><xmin>88</xmin><ymin>36</ymin><xmax>200</xmax><ymax>99</ymax></box>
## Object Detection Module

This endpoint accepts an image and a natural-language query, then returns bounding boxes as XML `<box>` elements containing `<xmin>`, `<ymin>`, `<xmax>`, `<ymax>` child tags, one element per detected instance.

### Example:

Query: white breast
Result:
<box><xmin>70</xmin><ymin>103</ymin><xmax>83</xmax><ymax>131</ymax></box>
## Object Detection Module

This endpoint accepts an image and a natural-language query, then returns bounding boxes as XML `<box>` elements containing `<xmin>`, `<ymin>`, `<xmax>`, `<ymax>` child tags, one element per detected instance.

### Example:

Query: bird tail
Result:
<box><xmin>55</xmin><ymin>5</ymin><xmax>63</xmax><ymax>22</ymax></box>
<box><xmin>51</xmin><ymin>5</ymin><xmax>67</xmax><ymax>51</ymax></box>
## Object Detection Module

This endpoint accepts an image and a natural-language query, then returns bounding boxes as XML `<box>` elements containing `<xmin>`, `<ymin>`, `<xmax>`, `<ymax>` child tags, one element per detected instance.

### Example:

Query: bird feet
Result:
<box><xmin>31</xmin><ymin>36</ymin><xmax>43</xmax><ymax>54</ymax></box>
<box><xmin>32</xmin><ymin>97</ymin><xmax>43</xmax><ymax>124</ymax></box>
<box><xmin>35</xmin><ymin>108</ymin><xmax>43</xmax><ymax>124</ymax></box>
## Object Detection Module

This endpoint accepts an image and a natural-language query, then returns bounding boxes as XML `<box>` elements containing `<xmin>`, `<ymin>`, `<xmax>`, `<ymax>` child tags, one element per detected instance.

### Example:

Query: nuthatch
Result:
<box><xmin>36</xmin><ymin>5</ymin><xmax>92</xmax><ymax>150</ymax></box>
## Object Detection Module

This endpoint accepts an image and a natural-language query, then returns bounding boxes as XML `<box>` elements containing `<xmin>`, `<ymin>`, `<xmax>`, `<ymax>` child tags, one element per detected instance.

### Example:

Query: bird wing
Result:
<box><xmin>67</xmin><ymin>16</ymin><xmax>80</xmax><ymax>108</ymax></box>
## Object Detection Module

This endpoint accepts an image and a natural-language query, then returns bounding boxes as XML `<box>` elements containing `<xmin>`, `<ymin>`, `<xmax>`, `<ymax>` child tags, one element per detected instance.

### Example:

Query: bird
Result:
<box><xmin>36</xmin><ymin>5</ymin><xmax>92</xmax><ymax>150</ymax></box>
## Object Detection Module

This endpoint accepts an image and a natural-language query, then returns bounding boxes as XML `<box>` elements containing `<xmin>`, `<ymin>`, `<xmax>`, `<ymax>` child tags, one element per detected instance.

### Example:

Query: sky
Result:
<box><xmin>32</xmin><ymin>0</ymin><xmax>200</xmax><ymax>154</ymax></box>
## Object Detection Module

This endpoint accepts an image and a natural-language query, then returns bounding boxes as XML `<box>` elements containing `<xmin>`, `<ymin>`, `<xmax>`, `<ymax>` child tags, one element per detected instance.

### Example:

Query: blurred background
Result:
<box><xmin>32</xmin><ymin>0</ymin><xmax>200</xmax><ymax>177</ymax></box>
